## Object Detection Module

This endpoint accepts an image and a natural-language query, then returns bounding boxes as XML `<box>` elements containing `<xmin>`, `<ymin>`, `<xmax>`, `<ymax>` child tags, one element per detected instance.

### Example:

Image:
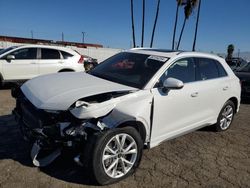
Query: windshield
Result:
<box><xmin>237</xmin><ymin>63</ymin><xmax>250</xmax><ymax>72</ymax></box>
<box><xmin>90</xmin><ymin>52</ymin><xmax>168</xmax><ymax>89</ymax></box>
<box><xmin>0</xmin><ymin>46</ymin><xmax>17</xmax><ymax>55</ymax></box>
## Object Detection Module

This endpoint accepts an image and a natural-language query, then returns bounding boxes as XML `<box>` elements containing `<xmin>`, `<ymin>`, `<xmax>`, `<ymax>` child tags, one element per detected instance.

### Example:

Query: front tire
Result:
<box><xmin>91</xmin><ymin>127</ymin><xmax>143</xmax><ymax>185</ymax></box>
<box><xmin>215</xmin><ymin>100</ymin><xmax>235</xmax><ymax>131</ymax></box>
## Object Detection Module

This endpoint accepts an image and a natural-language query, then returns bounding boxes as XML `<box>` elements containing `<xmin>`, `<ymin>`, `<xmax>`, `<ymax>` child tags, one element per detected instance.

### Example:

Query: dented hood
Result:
<box><xmin>21</xmin><ymin>72</ymin><xmax>137</xmax><ymax>110</ymax></box>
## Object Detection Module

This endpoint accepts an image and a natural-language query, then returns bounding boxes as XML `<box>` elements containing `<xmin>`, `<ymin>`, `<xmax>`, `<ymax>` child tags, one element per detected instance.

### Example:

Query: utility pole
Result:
<box><xmin>31</xmin><ymin>30</ymin><xmax>33</xmax><ymax>39</ymax></box>
<box><xmin>82</xmin><ymin>32</ymin><xmax>85</xmax><ymax>43</ymax></box>
<box><xmin>62</xmin><ymin>32</ymin><xmax>64</xmax><ymax>41</ymax></box>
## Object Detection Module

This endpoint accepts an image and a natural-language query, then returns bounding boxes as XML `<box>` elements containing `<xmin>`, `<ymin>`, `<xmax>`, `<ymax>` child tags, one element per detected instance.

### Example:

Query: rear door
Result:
<box><xmin>2</xmin><ymin>47</ymin><xmax>38</xmax><ymax>80</ymax></box>
<box><xmin>194</xmin><ymin>57</ymin><xmax>232</xmax><ymax>118</ymax></box>
<box><xmin>38</xmin><ymin>48</ymin><xmax>64</xmax><ymax>75</ymax></box>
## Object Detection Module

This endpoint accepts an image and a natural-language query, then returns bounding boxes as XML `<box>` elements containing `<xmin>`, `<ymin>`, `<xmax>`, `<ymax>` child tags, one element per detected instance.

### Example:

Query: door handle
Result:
<box><xmin>31</xmin><ymin>62</ymin><xmax>37</xmax><ymax>64</ymax></box>
<box><xmin>223</xmin><ymin>86</ymin><xmax>229</xmax><ymax>91</ymax></box>
<box><xmin>191</xmin><ymin>92</ymin><xmax>199</xmax><ymax>97</ymax></box>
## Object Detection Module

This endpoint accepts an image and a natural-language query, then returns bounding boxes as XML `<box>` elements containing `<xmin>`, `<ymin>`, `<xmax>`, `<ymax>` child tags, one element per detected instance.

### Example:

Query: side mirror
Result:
<box><xmin>163</xmin><ymin>77</ymin><xmax>184</xmax><ymax>90</ymax></box>
<box><xmin>6</xmin><ymin>55</ymin><xmax>15</xmax><ymax>61</ymax></box>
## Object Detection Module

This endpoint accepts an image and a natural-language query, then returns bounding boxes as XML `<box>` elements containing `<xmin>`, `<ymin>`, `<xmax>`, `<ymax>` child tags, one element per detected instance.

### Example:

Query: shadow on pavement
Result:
<box><xmin>0</xmin><ymin>84</ymin><xmax>13</xmax><ymax>90</ymax></box>
<box><xmin>0</xmin><ymin>114</ymin><xmax>32</xmax><ymax>167</ymax></box>
<box><xmin>0</xmin><ymin>114</ymin><xmax>96</xmax><ymax>185</ymax></box>
<box><xmin>198</xmin><ymin>125</ymin><xmax>217</xmax><ymax>132</ymax></box>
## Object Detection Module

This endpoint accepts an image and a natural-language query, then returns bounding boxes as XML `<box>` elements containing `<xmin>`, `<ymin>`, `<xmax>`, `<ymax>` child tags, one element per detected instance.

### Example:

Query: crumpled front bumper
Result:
<box><xmin>12</xmin><ymin>95</ymin><xmax>94</xmax><ymax>167</ymax></box>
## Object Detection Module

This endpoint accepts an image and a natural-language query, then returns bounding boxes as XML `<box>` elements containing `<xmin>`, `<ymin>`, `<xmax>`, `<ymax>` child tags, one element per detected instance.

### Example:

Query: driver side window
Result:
<box><xmin>8</xmin><ymin>48</ymin><xmax>37</xmax><ymax>60</ymax></box>
<box><xmin>160</xmin><ymin>58</ymin><xmax>196</xmax><ymax>84</ymax></box>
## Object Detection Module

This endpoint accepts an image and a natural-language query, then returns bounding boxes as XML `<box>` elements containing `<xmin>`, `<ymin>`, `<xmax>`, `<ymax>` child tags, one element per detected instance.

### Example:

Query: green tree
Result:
<box><xmin>192</xmin><ymin>0</ymin><xmax>201</xmax><ymax>51</ymax></box>
<box><xmin>130</xmin><ymin>0</ymin><xmax>136</xmax><ymax>48</ymax></box>
<box><xmin>172</xmin><ymin>0</ymin><xmax>185</xmax><ymax>50</ymax></box>
<box><xmin>227</xmin><ymin>44</ymin><xmax>235</xmax><ymax>59</ymax></box>
<box><xmin>150</xmin><ymin>0</ymin><xmax>161</xmax><ymax>48</ymax></box>
<box><xmin>176</xmin><ymin>0</ymin><xmax>198</xmax><ymax>50</ymax></box>
<box><xmin>141</xmin><ymin>0</ymin><xmax>145</xmax><ymax>47</ymax></box>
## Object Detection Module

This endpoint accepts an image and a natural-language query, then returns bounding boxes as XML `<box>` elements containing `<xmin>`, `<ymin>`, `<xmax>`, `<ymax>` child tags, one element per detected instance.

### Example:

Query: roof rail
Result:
<box><xmin>130</xmin><ymin>48</ymin><xmax>181</xmax><ymax>53</ymax></box>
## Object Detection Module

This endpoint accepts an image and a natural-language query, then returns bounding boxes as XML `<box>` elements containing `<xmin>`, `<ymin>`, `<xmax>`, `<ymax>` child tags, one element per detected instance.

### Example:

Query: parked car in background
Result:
<box><xmin>83</xmin><ymin>55</ymin><xmax>98</xmax><ymax>71</ymax></box>
<box><xmin>226</xmin><ymin>57</ymin><xmax>248</xmax><ymax>71</ymax></box>
<box><xmin>0</xmin><ymin>45</ymin><xmax>85</xmax><ymax>86</ymax></box>
<box><xmin>235</xmin><ymin>62</ymin><xmax>250</xmax><ymax>98</ymax></box>
<box><xmin>13</xmin><ymin>49</ymin><xmax>241</xmax><ymax>185</ymax></box>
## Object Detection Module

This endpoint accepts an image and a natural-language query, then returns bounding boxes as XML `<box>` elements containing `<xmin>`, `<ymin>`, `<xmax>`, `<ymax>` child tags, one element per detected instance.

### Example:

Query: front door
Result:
<box><xmin>2</xmin><ymin>48</ymin><xmax>38</xmax><ymax>80</ymax></box>
<box><xmin>150</xmin><ymin>58</ymin><xmax>205</xmax><ymax>145</ymax></box>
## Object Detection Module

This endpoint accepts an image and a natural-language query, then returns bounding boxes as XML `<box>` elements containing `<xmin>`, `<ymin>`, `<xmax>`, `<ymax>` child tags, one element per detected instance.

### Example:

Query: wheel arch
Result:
<box><xmin>0</xmin><ymin>72</ymin><xmax>3</xmax><ymax>80</ymax></box>
<box><xmin>228</xmin><ymin>97</ymin><xmax>238</xmax><ymax>113</ymax></box>
<box><xmin>58</xmin><ymin>69</ymin><xmax>75</xmax><ymax>72</ymax></box>
<box><xmin>0</xmin><ymin>73</ymin><xmax>4</xmax><ymax>86</ymax></box>
<box><xmin>117</xmin><ymin>121</ymin><xmax>147</xmax><ymax>143</ymax></box>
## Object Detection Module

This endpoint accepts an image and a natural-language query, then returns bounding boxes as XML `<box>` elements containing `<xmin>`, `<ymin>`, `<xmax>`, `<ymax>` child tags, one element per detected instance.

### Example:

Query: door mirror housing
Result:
<box><xmin>163</xmin><ymin>77</ymin><xmax>184</xmax><ymax>90</ymax></box>
<box><xmin>6</xmin><ymin>55</ymin><xmax>15</xmax><ymax>61</ymax></box>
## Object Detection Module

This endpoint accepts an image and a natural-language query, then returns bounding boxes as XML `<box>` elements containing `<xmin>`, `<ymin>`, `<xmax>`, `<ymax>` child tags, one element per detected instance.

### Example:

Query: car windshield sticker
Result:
<box><xmin>148</xmin><ymin>56</ymin><xmax>169</xmax><ymax>62</ymax></box>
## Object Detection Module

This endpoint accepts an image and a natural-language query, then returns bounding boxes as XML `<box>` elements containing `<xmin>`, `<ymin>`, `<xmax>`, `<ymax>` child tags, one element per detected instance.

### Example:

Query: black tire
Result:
<box><xmin>215</xmin><ymin>100</ymin><xmax>235</xmax><ymax>132</ymax></box>
<box><xmin>87</xmin><ymin>127</ymin><xmax>143</xmax><ymax>185</ymax></box>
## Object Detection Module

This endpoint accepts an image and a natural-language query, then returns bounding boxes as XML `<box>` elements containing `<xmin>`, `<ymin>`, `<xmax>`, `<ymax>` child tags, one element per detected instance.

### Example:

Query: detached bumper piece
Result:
<box><xmin>31</xmin><ymin>141</ymin><xmax>62</xmax><ymax>167</ymax></box>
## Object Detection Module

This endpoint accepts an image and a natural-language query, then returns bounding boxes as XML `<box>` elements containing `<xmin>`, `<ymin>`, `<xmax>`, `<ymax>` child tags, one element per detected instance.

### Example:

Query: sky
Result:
<box><xmin>0</xmin><ymin>0</ymin><xmax>249</xmax><ymax>53</ymax></box>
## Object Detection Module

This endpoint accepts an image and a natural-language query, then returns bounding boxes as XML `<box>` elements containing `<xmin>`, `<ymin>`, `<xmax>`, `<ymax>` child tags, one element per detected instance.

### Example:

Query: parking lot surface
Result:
<box><xmin>0</xmin><ymin>89</ymin><xmax>249</xmax><ymax>188</ymax></box>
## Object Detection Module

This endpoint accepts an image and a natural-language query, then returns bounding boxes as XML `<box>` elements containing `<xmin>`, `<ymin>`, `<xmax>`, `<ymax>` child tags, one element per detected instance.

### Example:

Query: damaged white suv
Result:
<box><xmin>13</xmin><ymin>49</ymin><xmax>241</xmax><ymax>185</ymax></box>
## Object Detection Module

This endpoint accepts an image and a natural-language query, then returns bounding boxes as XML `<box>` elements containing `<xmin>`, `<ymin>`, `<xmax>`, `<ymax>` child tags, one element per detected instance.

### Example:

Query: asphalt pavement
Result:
<box><xmin>0</xmin><ymin>88</ymin><xmax>249</xmax><ymax>188</ymax></box>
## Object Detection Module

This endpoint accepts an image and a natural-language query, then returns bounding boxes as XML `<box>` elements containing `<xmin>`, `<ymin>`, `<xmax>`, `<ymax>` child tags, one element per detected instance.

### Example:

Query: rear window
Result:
<box><xmin>61</xmin><ymin>51</ymin><xmax>73</xmax><ymax>59</ymax></box>
<box><xmin>41</xmin><ymin>49</ymin><xmax>60</xmax><ymax>59</ymax></box>
<box><xmin>196</xmin><ymin>58</ymin><xmax>219</xmax><ymax>80</ymax></box>
<box><xmin>214</xmin><ymin>60</ymin><xmax>228</xmax><ymax>77</ymax></box>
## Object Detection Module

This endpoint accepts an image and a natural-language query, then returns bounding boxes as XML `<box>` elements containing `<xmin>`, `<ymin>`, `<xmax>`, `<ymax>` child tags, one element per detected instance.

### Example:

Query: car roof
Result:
<box><xmin>128</xmin><ymin>48</ymin><xmax>222</xmax><ymax>60</ymax></box>
<box><xmin>15</xmin><ymin>44</ymin><xmax>77</xmax><ymax>54</ymax></box>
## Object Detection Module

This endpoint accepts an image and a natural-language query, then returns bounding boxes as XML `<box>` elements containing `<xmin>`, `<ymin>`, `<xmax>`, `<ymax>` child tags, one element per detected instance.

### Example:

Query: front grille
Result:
<box><xmin>17</xmin><ymin>94</ymin><xmax>55</xmax><ymax>129</ymax></box>
<box><xmin>21</xmin><ymin>102</ymin><xmax>42</xmax><ymax>128</ymax></box>
<box><xmin>16</xmin><ymin>91</ymin><xmax>77</xmax><ymax>131</ymax></box>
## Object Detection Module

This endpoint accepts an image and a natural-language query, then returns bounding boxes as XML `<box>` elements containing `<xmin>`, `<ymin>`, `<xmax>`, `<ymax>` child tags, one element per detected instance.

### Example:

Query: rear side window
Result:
<box><xmin>214</xmin><ymin>60</ymin><xmax>228</xmax><ymax>77</ymax></box>
<box><xmin>61</xmin><ymin>51</ymin><xmax>73</xmax><ymax>59</ymax></box>
<box><xmin>9</xmin><ymin>48</ymin><xmax>37</xmax><ymax>59</ymax></box>
<box><xmin>41</xmin><ymin>49</ymin><xmax>60</xmax><ymax>59</ymax></box>
<box><xmin>196</xmin><ymin>58</ymin><xmax>219</xmax><ymax>80</ymax></box>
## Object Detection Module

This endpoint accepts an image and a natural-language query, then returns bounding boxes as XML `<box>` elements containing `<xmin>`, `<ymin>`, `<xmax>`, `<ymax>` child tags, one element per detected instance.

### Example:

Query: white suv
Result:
<box><xmin>13</xmin><ymin>49</ymin><xmax>241</xmax><ymax>185</ymax></box>
<box><xmin>0</xmin><ymin>45</ymin><xmax>85</xmax><ymax>86</ymax></box>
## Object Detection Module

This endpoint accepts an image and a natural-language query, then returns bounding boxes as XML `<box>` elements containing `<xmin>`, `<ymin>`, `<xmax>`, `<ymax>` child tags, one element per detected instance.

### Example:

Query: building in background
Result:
<box><xmin>0</xmin><ymin>35</ymin><xmax>123</xmax><ymax>62</ymax></box>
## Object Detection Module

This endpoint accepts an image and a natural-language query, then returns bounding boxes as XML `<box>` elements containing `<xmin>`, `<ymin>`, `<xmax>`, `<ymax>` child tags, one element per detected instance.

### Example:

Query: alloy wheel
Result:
<box><xmin>102</xmin><ymin>133</ymin><xmax>138</xmax><ymax>178</ymax></box>
<box><xmin>220</xmin><ymin>105</ymin><xmax>234</xmax><ymax>130</ymax></box>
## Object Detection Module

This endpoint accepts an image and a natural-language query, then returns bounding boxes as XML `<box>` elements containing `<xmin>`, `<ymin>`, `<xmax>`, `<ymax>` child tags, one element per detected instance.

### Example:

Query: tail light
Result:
<box><xmin>78</xmin><ymin>55</ymin><xmax>84</xmax><ymax>64</ymax></box>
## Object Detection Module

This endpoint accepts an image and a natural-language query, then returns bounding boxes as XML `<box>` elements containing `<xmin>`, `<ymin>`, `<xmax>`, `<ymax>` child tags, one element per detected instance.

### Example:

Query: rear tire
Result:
<box><xmin>87</xmin><ymin>127</ymin><xmax>143</xmax><ymax>185</ymax></box>
<box><xmin>215</xmin><ymin>100</ymin><xmax>235</xmax><ymax>132</ymax></box>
